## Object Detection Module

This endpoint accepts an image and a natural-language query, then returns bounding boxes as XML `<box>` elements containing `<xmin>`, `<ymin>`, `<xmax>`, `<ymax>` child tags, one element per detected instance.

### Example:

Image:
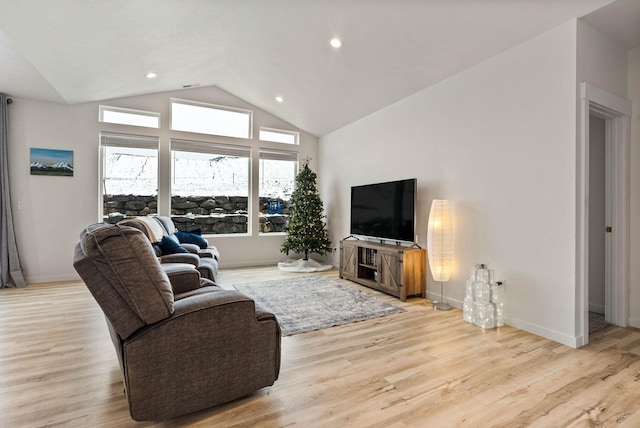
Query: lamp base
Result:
<box><xmin>433</xmin><ymin>282</ymin><xmax>452</xmax><ymax>311</ymax></box>
<box><xmin>433</xmin><ymin>301</ymin><xmax>453</xmax><ymax>311</ymax></box>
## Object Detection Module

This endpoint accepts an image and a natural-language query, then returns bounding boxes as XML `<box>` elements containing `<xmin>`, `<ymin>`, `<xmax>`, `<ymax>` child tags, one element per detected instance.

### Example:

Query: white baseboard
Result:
<box><xmin>505</xmin><ymin>317</ymin><xmax>579</xmax><ymax>348</ymax></box>
<box><xmin>629</xmin><ymin>317</ymin><xmax>640</xmax><ymax>329</ymax></box>
<box><xmin>426</xmin><ymin>290</ymin><xmax>580</xmax><ymax>348</ymax></box>
<box><xmin>26</xmin><ymin>272</ymin><xmax>82</xmax><ymax>285</ymax></box>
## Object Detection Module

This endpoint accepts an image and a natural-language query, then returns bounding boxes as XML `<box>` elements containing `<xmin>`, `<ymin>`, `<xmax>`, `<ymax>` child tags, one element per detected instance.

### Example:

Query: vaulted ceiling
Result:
<box><xmin>0</xmin><ymin>0</ymin><xmax>637</xmax><ymax>137</ymax></box>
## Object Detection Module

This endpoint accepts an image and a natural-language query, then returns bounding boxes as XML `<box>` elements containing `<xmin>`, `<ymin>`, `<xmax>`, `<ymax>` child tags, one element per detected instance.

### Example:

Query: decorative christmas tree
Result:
<box><xmin>281</xmin><ymin>160</ymin><xmax>331</xmax><ymax>260</ymax></box>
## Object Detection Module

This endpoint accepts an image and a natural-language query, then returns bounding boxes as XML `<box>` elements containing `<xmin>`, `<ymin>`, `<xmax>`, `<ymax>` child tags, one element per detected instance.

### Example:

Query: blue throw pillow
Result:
<box><xmin>159</xmin><ymin>235</ymin><xmax>189</xmax><ymax>254</ymax></box>
<box><xmin>175</xmin><ymin>231</ymin><xmax>208</xmax><ymax>249</ymax></box>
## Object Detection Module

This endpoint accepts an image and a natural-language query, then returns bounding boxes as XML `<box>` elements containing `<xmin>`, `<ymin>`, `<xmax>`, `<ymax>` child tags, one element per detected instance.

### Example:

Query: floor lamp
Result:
<box><xmin>427</xmin><ymin>199</ymin><xmax>453</xmax><ymax>311</ymax></box>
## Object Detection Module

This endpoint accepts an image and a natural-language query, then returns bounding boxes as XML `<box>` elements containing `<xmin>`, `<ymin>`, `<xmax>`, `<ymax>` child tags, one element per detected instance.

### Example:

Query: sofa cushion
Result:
<box><xmin>159</xmin><ymin>235</ymin><xmax>189</xmax><ymax>254</ymax></box>
<box><xmin>175</xmin><ymin>231</ymin><xmax>208</xmax><ymax>249</ymax></box>
<box><xmin>153</xmin><ymin>215</ymin><xmax>177</xmax><ymax>235</ymax></box>
<box><xmin>119</xmin><ymin>216</ymin><xmax>165</xmax><ymax>243</ymax></box>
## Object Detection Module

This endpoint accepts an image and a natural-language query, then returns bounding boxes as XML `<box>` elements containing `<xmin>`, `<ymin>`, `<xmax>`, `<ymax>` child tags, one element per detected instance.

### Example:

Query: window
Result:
<box><xmin>97</xmin><ymin>96</ymin><xmax>303</xmax><ymax>238</ymax></box>
<box><xmin>99</xmin><ymin>105</ymin><xmax>160</xmax><ymax>128</ymax></box>
<box><xmin>259</xmin><ymin>149</ymin><xmax>298</xmax><ymax>234</ymax></box>
<box><xmin>259</xmin><ymin>127</ymin><xmax>299</xmax><ymax>145</ymax></box>
<box><xmin>100</xmin><ymin>132</ymin><xmax>159</xmax><ymax>222</ymax></box>
<box><xmin>171</xmin><ymin>139</ymin><xmax>251</xmax><ymax>234</ymax></box>
<box><xmin>171</xmin><ymin>99</ymin><xmax>252</xmax><ymax>139</ymax></box>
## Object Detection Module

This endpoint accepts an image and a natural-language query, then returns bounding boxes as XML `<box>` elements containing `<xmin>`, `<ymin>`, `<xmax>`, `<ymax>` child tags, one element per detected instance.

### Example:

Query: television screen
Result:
<box><xmin>350</xmin><ymin>178</ymin><xmax>416</xmax><ymax>243</ymax></box>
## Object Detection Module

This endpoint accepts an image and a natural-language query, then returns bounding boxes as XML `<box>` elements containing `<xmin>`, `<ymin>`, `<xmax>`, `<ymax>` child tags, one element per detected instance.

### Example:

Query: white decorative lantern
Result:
<box><xmin>462</xmin><ymin>263</ymin><xmax>505</xmax><ymax>329</ymax></box>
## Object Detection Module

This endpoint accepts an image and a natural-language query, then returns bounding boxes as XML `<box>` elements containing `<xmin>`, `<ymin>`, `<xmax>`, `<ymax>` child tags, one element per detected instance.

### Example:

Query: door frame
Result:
<box><xmin>576</xmin><ymin>82</ymin><xmax>631</xmax><ymax>347</ymax></box>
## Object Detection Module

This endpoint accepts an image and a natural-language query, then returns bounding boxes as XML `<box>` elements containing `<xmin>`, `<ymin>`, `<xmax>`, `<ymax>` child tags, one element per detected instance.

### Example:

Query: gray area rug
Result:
<box><xmin>234</xmin><ymin>275</ymin><xmax>406</xmax><ymax>336</ymax></box>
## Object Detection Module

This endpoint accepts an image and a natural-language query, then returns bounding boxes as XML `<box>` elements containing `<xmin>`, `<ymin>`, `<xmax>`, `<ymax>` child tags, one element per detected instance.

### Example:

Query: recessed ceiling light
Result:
<box><xmin>275</xmin><ymin>96</ymin><xmax>284</xmax><ymax>103</ymax></box>
<box><xmin>330</xmin><ymin>37</ymin><xmax>342</xmax><ymax>48</ymax></box>
<box><xmin>145</xmin><ymin>72</ymin><xmax>157</xmax><ymax>79</ymax></box>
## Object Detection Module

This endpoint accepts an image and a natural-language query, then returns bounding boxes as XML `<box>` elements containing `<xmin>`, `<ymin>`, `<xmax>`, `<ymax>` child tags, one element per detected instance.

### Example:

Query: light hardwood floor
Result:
<box><xmin>2</xmin><ymin>266</ymin><xmax>640</xmax><ymax>427</ymax></box>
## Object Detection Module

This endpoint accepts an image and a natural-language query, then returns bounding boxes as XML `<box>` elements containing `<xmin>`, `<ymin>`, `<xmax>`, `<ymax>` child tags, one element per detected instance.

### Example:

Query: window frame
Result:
<box><xmin>259</xmin><ymin>127</ymin><xmax>299</xmax><ymax>145</ymax></box>
<box><xmin>170</xmin><ymin>98</ymin><xmax>253</xmax><ymax>139</ymax></box>
<box><xmin>99</xmin><ymin>105</ymin><xmax>161</xmax><ymax>129</ymax></box>
<box><xmin>97</xmin><ymin>98</ymin><xmax>305</xmax><ymax>239</ymax></box>
<box><xmin>99</xmin><ymin>132</ymin><xmax>160</xmax><ymax>220</ymax></box>
<box><xmin>170</xmin><ymin>138</ymin><xmax>252</xmax><ymax>236</ymax></box>
<box><xmin>258</xmin><ymin>148</ymin><xmax>298</xmax><ymax>235</ymax></box>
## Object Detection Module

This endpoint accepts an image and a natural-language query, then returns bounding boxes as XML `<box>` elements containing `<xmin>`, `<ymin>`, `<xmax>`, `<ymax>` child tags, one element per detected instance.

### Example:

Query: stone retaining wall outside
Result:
<box><xmin>103</xmin><ymin>194</ymin><xmax>290</xmax><ymax>234</ymax></box>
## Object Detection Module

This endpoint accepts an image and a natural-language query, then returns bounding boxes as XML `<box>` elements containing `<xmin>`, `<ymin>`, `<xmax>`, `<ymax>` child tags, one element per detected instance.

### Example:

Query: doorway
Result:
<box><xmin>577</xmin><ymin>82</ymin><xmax>631</xmax><ymax>347</ymax></box>
<box><xmin>588</xmin><ymin>115</ymin><xmax>607</xmax><ymax>334</ymax></box>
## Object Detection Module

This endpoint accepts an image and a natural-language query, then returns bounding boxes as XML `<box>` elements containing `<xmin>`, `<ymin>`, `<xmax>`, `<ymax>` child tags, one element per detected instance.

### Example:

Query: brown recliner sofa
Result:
<box><xmin>73</xmin><ymin>223</ymin><xmax>281</xmax><ymax>421</ymax></box>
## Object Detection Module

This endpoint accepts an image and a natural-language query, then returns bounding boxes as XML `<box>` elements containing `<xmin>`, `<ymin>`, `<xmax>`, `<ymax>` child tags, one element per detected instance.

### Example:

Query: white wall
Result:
<box><xmin>628</xmin><ymin>46</ymin><xmax>640</xmax><ymax>328</ymax></box>
<box><xmin>577</xmin><ymin>20</ymin><xmax>628</xmax><ymax>100</ymax></box>
<box><xmin>319</xmin><ymin>21</ymin><xmax>581</xmax><ymax>346</ymax></box>
<box><xmin>576</xmin><ymin>20</ymin><xmax>634</xmax><ymax>334</ymax></box>
<box><xmin>8</xmin><ymin>86</ymin><xmax>317</xmax><ymax>283</ymax></box>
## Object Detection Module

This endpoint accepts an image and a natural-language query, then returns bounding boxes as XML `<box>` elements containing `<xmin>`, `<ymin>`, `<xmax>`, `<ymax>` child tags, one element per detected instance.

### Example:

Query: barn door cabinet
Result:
<box><xmin>339</xmin><ymin>239</ymin><xmax>426</xmax><ymax>301</ymax></box>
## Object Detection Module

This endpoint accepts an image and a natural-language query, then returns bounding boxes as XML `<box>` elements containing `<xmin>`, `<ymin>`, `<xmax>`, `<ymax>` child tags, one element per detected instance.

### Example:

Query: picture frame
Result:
<box><xmin>30</xmin><ymin>148</ymin><xmax>74</xmax><ymax>177</ymax></box>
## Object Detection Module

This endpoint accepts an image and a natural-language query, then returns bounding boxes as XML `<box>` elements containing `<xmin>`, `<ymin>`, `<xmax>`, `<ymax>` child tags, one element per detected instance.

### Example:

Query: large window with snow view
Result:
<box><xmin>100</xmin><ymin>132</ymin><xmax>159</xmax><ymax>223</ymax></box>
<box><xmin>98</xmin><ymin>98</ymin><xmax>304</xmax><ymax>238</ymax></box>
<box><xmin>170</xmin><ymin>139</ymin><xmax>251</xmax><ymax>235</ymax></box>
<box><xmin>259</xmin><ymin>149</ymin><xmax>297</xmax><ymax>234</ymax></box>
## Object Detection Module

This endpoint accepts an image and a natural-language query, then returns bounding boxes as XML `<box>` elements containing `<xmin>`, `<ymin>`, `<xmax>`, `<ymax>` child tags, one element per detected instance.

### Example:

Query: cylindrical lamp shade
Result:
<box><xmin>427</xmin><ymin>199</ymin><xmax>453</xmax><ymax>282</ymax></box>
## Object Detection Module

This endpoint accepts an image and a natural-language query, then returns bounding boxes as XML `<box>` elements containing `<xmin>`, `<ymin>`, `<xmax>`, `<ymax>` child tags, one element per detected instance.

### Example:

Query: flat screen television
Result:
<box><xmin>350</xmin><ymin>178</ymin><xmax>416</xmax><ymax>243</ymax></box>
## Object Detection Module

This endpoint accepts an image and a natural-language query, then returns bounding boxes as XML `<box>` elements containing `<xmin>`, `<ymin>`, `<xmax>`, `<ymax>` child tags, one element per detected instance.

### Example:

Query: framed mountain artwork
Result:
<box><xmin>30</xmin><ymin>148</ymin><xmax>74</xmax><ymax>177</ymax></box>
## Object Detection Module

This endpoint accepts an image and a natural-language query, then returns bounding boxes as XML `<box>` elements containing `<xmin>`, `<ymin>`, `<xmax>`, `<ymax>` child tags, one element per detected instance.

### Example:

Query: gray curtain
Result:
<box><xmin>0</xmin><ymin>94</ymin><xmax>25</xmax><ymax>287</ymax></box>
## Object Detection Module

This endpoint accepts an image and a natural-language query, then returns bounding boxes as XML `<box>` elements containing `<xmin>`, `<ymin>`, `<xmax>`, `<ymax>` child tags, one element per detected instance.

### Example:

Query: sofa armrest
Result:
<box><xmin>180</xmin><ymin>242</ymin><xmax>201</xmax><ymax>254</ymax></box>
<box><xmin>207</xmin><ymin>245</ymin><xmax>220</xmax><ymax>261</ymax></box>
<box><xmin>180</xmin><ymin>243</ymin><xmax>219</xmax><ymax>260</ymax></box>
<box><xmin>196</xmin><ymin>248</ymin><xmax>220</xmax><ymax>261</ymax></box>
<box><xmin>161</xmin><ymin>263</ymin><xmax>201</xmax><ymax>294</ymax></box>
<box><xmin>121</xmin><ymin>290</ymin><xmax>281</xmax><ymax>421</ymax></box>
<box><xmin>159</xmin><ymin>252</ymin><xmax>199</xmax><ymax>267</ymax></box>
<box><xmin>254</xmin><ymin>302</ymin><xmax>278</xmax><ymax>323</ymax></box>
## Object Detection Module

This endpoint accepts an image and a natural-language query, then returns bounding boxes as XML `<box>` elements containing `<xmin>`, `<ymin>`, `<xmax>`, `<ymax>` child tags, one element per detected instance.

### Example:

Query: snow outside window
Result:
<box><xmin>171</xmin><ymin>139</ymin><xmax>251</xmax><ymax>235</ymax></box>
<box><xmin>100</xmin><ymin>132</ymin><xmax>159</xmax><ymax>222</ymax></box>
<box><xmin>259</xmin><ymin>149</ymin><xmax>297</xmax><ymax>234</ymax></box>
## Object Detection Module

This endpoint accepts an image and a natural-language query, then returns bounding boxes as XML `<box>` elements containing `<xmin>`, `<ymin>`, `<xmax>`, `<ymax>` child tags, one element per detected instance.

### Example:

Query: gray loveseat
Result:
<box><xmin>73</xmin><ymin>223</ymin><xmax>281</xmax><ymax>421</ymax></box>
<box><xmin>119</xmin><ymin>215</ymin><xmax>219</xmax><ymax>281</ymax></box>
